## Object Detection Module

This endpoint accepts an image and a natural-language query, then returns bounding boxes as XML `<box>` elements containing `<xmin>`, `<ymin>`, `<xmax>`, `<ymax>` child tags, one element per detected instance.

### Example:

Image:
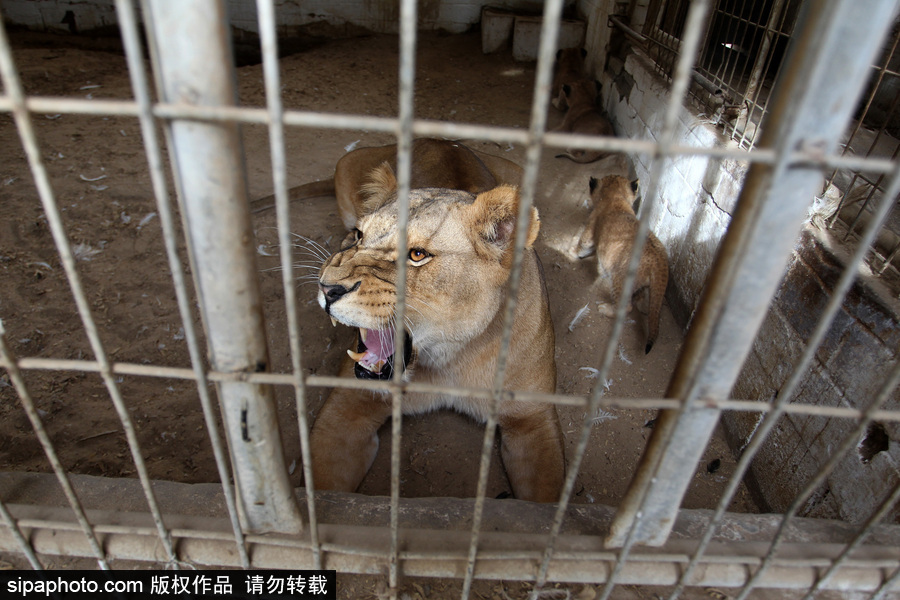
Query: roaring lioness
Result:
<box><xmin>251</xmin><ymin>138</ymin><xmax>524</xmax><ymax>229</ymax></box>
<box><xmin>311</xmin><ymin>164</ymin><xmax>565</xmax><ymax>502</ymax></box>
<box><xmin>553</xmin><ymin>79</ymin><xmax>616</xmax><ymax>164</ymax></box>
<box><xmin>572</xmin><ymin>175</ymin><xmax>669</xmax><ymax>354</ymax></box>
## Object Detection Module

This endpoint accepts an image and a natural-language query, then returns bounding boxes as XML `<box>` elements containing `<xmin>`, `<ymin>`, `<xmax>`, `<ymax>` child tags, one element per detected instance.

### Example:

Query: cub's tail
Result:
<box><xmin>250</xmin><ymin>179</ymin><xmax>336</xmax><ymax>214</ymax></box>
<box><xmin>645</xmin><ymin>264</ymin><xmax>669</xmax><ymax>354</ymax></box>
<box><xmin>555</xmin><ymin>150</ymin><xmax>609</xmax><ymax>164</ymax></box>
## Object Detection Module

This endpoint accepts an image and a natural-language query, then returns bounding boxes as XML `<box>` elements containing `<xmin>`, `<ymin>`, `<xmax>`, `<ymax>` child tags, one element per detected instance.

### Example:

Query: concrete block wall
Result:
<box><xmin>578</xmin><ymin>1</ymin><xmax>900</xmax><ymax>523</ymax></box>
<box><xmin>3</xmin><ymin>0</ymin><xmax>551</xmax><ymax>36</ymax></box>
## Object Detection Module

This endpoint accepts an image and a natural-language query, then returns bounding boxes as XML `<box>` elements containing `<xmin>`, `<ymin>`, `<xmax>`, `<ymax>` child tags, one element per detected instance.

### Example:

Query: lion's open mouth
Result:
<box><xmin>346</xmin><ymin>327</ymin><xmax>412</xmax><ymax>381</ymax></box>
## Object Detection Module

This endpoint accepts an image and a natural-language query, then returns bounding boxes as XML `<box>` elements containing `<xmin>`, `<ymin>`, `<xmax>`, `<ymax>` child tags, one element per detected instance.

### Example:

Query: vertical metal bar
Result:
<box><xmin>535</xmin><ymin>2</ymin><xmax>713</xmax><ymax>598</ymax></box>
<box><xmin>0</xmin><ymin>11</ymin><xmax>178</xmax><ymax>565</ymax></box>
<box><xmin>114</xmin><ymin>0</ymin><xmax>250</xmax><ymax>568</ymax></box>
<box><xmin>825</xmin><ymin>33</ymin><xmax>900</xmax><ymax>226</ymax></box>
<box><xmin>390</xmin><ymin>0</ymin><xmax>418</xmax><ymax>595</ymax></box>
<box><xmin>254</xmin><ymin>0</ymin><xmax>321</xmax><ymax>568</ymax></box>
<box><xmin>141</xmin><ymin>0</ymin><xmax>303</xmax><ymax>534</ymax></box>
<box><xmin>0</xmin><ymin>324</ymin><xmax>103</xmax><ymax>569</ymax></box>
<box><xmin>739</xmin><ymin>0</ymin><xmax>787</xmax><ymax>133</ymax></box>
<box><xmin>667</xmin><ymin>161</ymin><xmax>900</xmax><ymax>600</ymax></box>
<box><xmin>461</xmin><ymin>0</ymin><xmax>565</xmax><ymax>597</ymax></box>
<box><xmin>607</xmin><ymin>0</ymin><xmax>900</xmax><ymax>550</ymax></box>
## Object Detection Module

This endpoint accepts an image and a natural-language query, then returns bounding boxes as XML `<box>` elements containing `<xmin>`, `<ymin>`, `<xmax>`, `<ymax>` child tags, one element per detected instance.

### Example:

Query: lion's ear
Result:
<box><xmin>360</xmin><ymin>162</ymin><xmax>398</xmax><ymax>214</ymax></box>
<box><xmin>468</xmin><ymin>185</ymin><xmax>540</xmax><ymax>264</ymax></box>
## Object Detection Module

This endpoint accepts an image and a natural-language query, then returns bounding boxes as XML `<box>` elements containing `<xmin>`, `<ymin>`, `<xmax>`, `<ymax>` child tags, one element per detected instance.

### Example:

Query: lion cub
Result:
<box><xmin>553</xmin><ymin>79</ymin><xmax>615</xmax><ymax>164</ymax></box>
<box><xmin>572</xmin><ymin>175</ymin><xmax>669</xmax><ymax>354</ymax></box>
<box><xmin>551</xmin><ymin>47</ymin><xmax>587</xmax><ymax>110</ymax></box>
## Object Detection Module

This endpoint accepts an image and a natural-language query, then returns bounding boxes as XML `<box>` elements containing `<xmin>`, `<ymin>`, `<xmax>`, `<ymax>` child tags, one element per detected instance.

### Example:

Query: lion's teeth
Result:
<box><xmin>347</xmin><ymin>349</ymin><xmax>367</xmax><ymax>362</ymax></box>
<box><xmin>360</xmin><ymin>328</ymin><xmax>368</xmax><ymax>343</ymax></box>
<box><xmin>330</xmin><ymin>317</ymin><xmax>337</xmax><ymax>328</ymax></box>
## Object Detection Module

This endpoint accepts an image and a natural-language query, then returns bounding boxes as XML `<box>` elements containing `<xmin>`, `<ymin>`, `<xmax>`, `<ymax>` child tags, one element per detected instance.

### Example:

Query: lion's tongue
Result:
<box><xmin>348</xmin><ymin>327</ymin><xmax>395</xmax><ymax>373</ymax></box>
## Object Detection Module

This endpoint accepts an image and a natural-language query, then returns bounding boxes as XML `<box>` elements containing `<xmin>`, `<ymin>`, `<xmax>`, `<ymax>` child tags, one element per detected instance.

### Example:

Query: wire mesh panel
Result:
<box><xmin>0</xmin><ymin>1</ymin><xmax>900</xmax><ymax>600</ymax></box>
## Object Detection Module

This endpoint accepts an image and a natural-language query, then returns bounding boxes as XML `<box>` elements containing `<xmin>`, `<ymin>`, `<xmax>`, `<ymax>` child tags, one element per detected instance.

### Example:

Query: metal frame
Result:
<box><xmin>1</xmin><ymin>1</ymin><xmax>900</xmax><ymax>600</ymax></box>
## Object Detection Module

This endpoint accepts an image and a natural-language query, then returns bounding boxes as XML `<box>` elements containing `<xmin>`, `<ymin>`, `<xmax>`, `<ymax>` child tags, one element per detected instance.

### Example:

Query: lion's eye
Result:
<box><xmin>341</xmin><ymin>228</ymin><xmax>362</xmax><ymax>250</ymax></box>
<box><xmin>408</xmin><ymin>248</ymin><xmax>431</xmax><ymax>263</ymax></box>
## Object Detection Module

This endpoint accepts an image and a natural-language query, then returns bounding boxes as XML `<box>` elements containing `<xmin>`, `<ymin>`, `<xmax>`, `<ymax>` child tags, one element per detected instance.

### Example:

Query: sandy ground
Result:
<box><xmin>0</xmin><ymin>29</ymin><xmax>758</xmax><ymax>594</ymax></box>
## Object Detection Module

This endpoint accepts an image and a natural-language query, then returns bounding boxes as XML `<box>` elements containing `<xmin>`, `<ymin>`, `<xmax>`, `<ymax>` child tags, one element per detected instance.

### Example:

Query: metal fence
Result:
<box><xmin>1</xmin><ymin>0</ymin><xmax>900</xmax><ymax>599</ymax></box>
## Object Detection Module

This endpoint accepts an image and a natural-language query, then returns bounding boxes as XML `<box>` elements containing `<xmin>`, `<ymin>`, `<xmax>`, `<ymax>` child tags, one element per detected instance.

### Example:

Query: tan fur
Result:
<box><xmin>311</xmin><ymin>170</ymin><xmax>564</xmax><ymax>502</ymax></box>
<box><xmin>553</xmin><ymin>79</ymin><xmax>616</xmax><ymax>164</ymax></box>
<box><xmin>551</xmin><ymin>47</ymin><xmax>586</xmax><ymax>110</ymax></box>
<box><xmin>572</xmin><ymin>175</ymin><xmax>669</xmax><ymax>354</ymax></box>
<box><xmin>250</xmin><ymin>139</ymin><xmax>523</xmax><ymax>229</ymax></box>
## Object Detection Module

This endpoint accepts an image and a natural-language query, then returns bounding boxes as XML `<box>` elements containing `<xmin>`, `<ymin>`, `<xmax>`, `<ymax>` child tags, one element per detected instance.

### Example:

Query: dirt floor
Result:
<box><xmin>0</xmin><ymin>28</ymin><xmax>758</xmax><ymax>592</ymax></box>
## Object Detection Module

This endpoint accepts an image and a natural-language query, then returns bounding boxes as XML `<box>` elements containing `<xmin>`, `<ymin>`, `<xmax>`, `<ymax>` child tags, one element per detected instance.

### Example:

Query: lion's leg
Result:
<box><xmin>310</xmin><ymin>358</ymin><xmax>392</xmax><ymax>492</ymax></box>
<box><xmin>498</xmin><ymin>405</ymin><xmax>565</xmax><ymax>502</ymax></box>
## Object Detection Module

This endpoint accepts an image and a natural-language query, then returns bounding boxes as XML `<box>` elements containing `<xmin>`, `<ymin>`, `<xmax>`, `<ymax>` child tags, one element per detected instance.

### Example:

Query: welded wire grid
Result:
<box><xmin>641</xmin><ymin>0</ymin><xmax>798</xmax><ymax>149</ymax></box>
<box><xmin>0</xmin><ymin>1</ymin><xmax>898</xmax><ymax>599</ymax></box>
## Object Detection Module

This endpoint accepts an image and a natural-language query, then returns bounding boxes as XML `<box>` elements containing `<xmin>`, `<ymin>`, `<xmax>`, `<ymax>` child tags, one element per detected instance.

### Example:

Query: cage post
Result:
<box><xmin>141</xmin><ymin>0</ymin><xmax>303</xmax><ymax>534</ymax></box>
<box><xmin>608</xmin><ymin>0</ymin><xmax>900</xmax><ymax>548</ymax></box>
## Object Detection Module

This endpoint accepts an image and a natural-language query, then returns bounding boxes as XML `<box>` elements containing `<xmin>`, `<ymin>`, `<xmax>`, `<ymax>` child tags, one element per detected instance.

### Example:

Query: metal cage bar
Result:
<box><xmin>252</xmin><ymin>0</ymin><xmax>321</xmax><ymax>569</ymax></box>
<box><xmin>1</xmin><ymin>0</ymin><xmax>900</xmax><ymax>597</ymax></box>
<box><xmin>114</xmin><ymin>0</ymin><xmax>251</xmax><ymax>568</ymax></box>
<box><xmin>140</xmin><ymin>0</ymin><xmax>303</xmax><ymax>535</ymax></box>
<box><xmin>0</xmin><ymin>10</ymin><xmax>178</xmax><ymax>566</ymax></box>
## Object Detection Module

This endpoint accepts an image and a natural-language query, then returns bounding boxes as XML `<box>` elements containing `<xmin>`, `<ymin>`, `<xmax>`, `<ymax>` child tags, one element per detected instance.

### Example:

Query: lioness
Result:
<box><xmin>311</xmin><ymin>163</ymin><xmax>565</xmax><ymax>502</ymax></box>
<box><xmin>251</xmin><ymin>138</ymin><xmax>524</xmax><ymax>229</ymax></box>
<box><xmin>571</xmin><ymin>175</ymin><xmax>669</xmax><ymax>354</ymax></box>
<box><xmin>551</xmin><ymin>47</ymin><xmax>587</xmax><ymax>110</ymax></box>
<box><xmin>553</xmin><ymin>79</ymin><xmax>615</xmax><ymax>164</ymax></box>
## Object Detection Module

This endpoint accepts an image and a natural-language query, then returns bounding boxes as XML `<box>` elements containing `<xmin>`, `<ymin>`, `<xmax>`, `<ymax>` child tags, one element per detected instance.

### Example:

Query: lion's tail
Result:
<box><xmin>250</xmin><ymin>179</ymin><xmax>336</xmax><ymax>214</ymax></box>
<box><xmin>645</xmin><ymin>266</ymin><xmax>668</xmax><ymax>355</ymax></box>
<box><xmin>555</xmin><ymin>150</ymin><xmax>609</xmax><ymax>164</ymax></box>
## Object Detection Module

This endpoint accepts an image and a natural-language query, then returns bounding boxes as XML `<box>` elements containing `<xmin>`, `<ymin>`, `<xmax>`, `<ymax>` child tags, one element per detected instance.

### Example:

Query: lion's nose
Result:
<box><xmin>319</xmin><ymin>281</ymin><xmax>359</xmax><ymax>308</ymax></box>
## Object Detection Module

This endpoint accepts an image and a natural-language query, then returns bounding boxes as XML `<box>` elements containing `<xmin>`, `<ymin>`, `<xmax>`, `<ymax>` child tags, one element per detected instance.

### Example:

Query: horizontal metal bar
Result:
<box><xmin>0</xmin><ymin>95</ymin><xmax>896</xmax><ymax>173</ymax></box>
<box><xmin>6</xmin><ymin>356</ymin><xmax>900</xmax><ymax>420</ymax></box>
<box><xmin>1</xmin><ymin>500</ymin><xmax>898</xmax><ymax>591</ymax></box>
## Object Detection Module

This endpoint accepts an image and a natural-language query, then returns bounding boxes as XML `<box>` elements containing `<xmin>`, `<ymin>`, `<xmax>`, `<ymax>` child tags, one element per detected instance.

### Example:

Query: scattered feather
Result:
<box><xmin>603</xmin><ymin>378</ymin><xmax>613</xmax><ymax>392</ymax></box>
<box><xmin>288</xmin><ymin>459</ymin><xmax>297</xmax><ymax>475</ymax></box>
<box><xmin>79</xmin><ymin>173</ymin><xmax>107</xmax><ymax>182</ymax></box>
<box><xmin>591</xmin><ymin>409</ymin><xmax>617</xmax><ymax>424</ymax></box>
<box><xmin>79</xmin><ymin>84</ymin><xmax>102</xmax><ymax>90</ymax></box>
<box><xmin>257</xmin><ymin>244</ymin><xmax>278</xmax><ymax>257</ymax></box>
<box><xmin>120</xmin><ymin>212</ymin><xmax>131</xmax><ymax>224</ymax></box>
<box><xmin>579</xmin><ymin>367</ymin><xmax>599</xmax><ymax>379</ymax></box>
<box><xmin>45</xmin><ymin>114</ymin><xmax>62</xmax><ymax>120</ymax></box>
<box><xmin>617</xmin><ymin>344</ymin><xmax>632</xmax><ymax>365</ymax></box>
<box><xmin>72</xmin><ymin>243</ymin><xmax>102</xmax><ymax>261</ymax></box>
<box><xmin>344</xmin><ymin>139</ymin><xmax>360</xmax><ymax>152</ymax></box>
<box><xmin>568</xmin><ymin>303</ymin><xmax>590</xmax><ymax>332</ymax></box>
<box><xmin>137</xmin><ymin>212</ymin><xmax>157</xmax><ymax>230</ymax></box>
<box><xmin>91</xmin><ymin>184</ymin><xmax>108</xmax><ymax>191</ymax></box>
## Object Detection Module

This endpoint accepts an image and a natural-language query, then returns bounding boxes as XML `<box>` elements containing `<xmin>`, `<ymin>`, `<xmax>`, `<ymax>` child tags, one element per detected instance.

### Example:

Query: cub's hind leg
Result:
<box><xmin>310</xmin><ymin>356</ymin><xmax>392</xmax><ymax>492</ymax></box>
<box><xmin>498</xmin><ymin>404</ymin><xmax>565</xmax><ymax>502</ymax></box>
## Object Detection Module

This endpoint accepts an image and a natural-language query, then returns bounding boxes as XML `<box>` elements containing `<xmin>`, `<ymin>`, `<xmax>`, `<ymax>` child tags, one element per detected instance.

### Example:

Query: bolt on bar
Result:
<box><xmin>116</xmin><ymin>0</ymin><xmax>251</xmax><ymax>567</ymax></box>
<box><xmin>0</xmin><ymin>11</ymin><xmax>177</xmax><ymax>565</ymax></box>
<box><xmin>141</xmin><ymin>0</ymin><xmax>303</xmax><ymax>534</ymax></box>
